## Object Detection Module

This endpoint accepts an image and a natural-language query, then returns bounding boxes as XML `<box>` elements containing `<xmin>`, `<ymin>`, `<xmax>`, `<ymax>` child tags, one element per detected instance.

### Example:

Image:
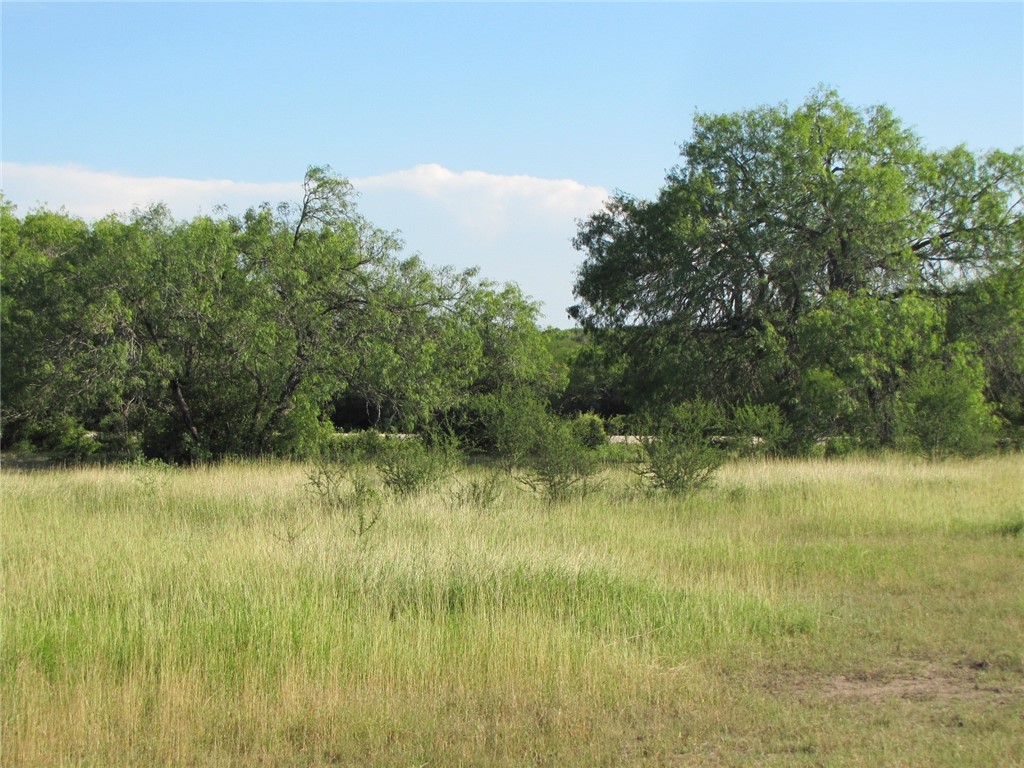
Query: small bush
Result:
<box><xmin>306</xmin><ymin>460</ymin><xmax>383</xmax><ymax>536</ymax></box>
<box><xmin>571</xmin><ymin>412</ymin><xmax>608</xmax><ymax>449</ymax></box>
<box><xmin>448</xmin><ymin>471</ymin><xmax>506</xmax><ymax>513</ymax></box>
<box><xmin>327</xmin><ymin>430</ymin><xmax>386</xmax><ymax>464</ymax></box>
<box><xmin>477</xmin><ymin>387</ymin><xmax>550</xmax><ymax>469</ymax></box>
<box><xmin>125</xmin><ymin>456</ymin><xmax>173</xmax><ymax>497</ymax></box>
<box><xmin>518</xmin><ymin>418</ymin><xmax>601</xmax><ymax>503</ymax></box>
<box><xmin>30</xmin><ymin>416</ymin><xmax>100</xmax><ymax>463</ymax></box>
<box><xmin>635</xmin><ymin>401</ymin><xmax>725</xmax><ymax>496</ymax></box>
<box><xmin>824</xmin><ymin>435</ymin><xmax>860</xmax><ymax>459</ymax></box>
<box><xmin>606</xmin><ymin>414</ymin><xmax>630</xmax><ymax>437</ymax></box>
<box><xmin>730</xmin><ymin>401</ymin><xmax>791</xmax><ymax>457</ymax></box>
<box><xmin>374</xmin><ymin>435</ymin><xmax>460</xmax><ymax>497</ymax></box>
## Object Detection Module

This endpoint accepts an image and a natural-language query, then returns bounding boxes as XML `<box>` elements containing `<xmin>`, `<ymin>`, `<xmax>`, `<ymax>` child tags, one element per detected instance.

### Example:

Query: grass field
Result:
<box><xmin>3</xmin><ymin>454</ymin><xmax>1022</xmax><ymax>766</ymax></box>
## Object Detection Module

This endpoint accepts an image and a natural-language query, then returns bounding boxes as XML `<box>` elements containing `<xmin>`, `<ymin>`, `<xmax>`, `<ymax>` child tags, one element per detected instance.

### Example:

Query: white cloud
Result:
<box><xmin>0</xmin><ymin>162</ymin><xmax>609</xmax><ymax>326</ymax></box>
<box><xmin>0</xmin><ymin>162</ymin><xmax>296</xmax><ymax>220</ymax></box>
<box><xmin>355</xmin><ymin>163</ymin><xmax>608</xmax><ymax>243</ymax></box>
<box><xmin>352</xmin><ymin>165</ymin><xmax>609</xmax><ymax>325</ymax></box>
<box><xmin>355</xmin><ymin>163</ymin><xmax>607</xmax><ymax>216</ymax></box>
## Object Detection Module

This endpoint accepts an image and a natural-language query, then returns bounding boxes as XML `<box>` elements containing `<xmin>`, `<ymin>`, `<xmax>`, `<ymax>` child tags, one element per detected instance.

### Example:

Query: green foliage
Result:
<box><xmin>571</xmin><ymin>89</ymin><xmax>1023</xmax><ymax>453</ymax></box>
<box><xmin>373</xmin><ymin>436</ymin><xmax>461</xmax><ymax>498</ymax></box>
<box><xmin>947</xmin><ymin>263</ymin><xmax>1024</xmax><ymax>430</ymax></box>
<box><xmin>894</xmin><ymin>346</ymin><xmax>1000</xmax><ymax>457</ymax></box>
<box><xmin>1</xmin><ymin>169</ymin><xmax>552</xmax><ymax>463</ymax></box>
<box><xmin>548</xmin><ymin>330</ymin><xmax>631</xmax><ymax>418</ymax></box>
<box><xmin>791</xmin><ymin>292</ymin><xmax>946</xmax><ymax>448</ymax></box>
<box><xmin>469</xmin><ymin>386</ymin><xmax>550</xmax><ymax>467</ymax></box>
<box><xmin>570</xmin><ymin>412</ymin><xmax>608</xmax><ymax>449</ymax></box>
<box><xmin>635</xmin><ymin>401</ymin><xmax>725</xmax><ymax>496</ymax></box>
<box><xmin>518</xmin><ymin>418</ymin><xmax>601</xmax><ymax>503</ymax></box>
<box><xmin>274</xmin><ymin>399</ymin><xmax>339</xmax><ymax>460</ymax></box>
<box><xmin>327</xmin><ymin>430</ymin><xmax>387</xmax><ymax>464</ymax></box>
<box><xmin>27</xmin><ymin>417</ymin><xmax>100</xmax><ymax>463</ymax></box>
<box><xmin>729</xmin><ymin>401</ymin><xmax>791</xmax><ymax>457</ymax></box>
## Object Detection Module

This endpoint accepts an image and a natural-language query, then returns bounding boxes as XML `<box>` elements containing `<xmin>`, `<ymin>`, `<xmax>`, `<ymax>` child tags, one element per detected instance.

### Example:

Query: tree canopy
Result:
<box><xmin>3</xmin><ymin>94</ymin><xmax>1022</xmax><ymax>462</ymax></box>
<box><xmin>1</xmin><ymin>166</ymin><xmax>557</xmax><ymax>461</ymax></box>
<box><xmin>571</xmin><ymin>89</ymin><xmax>1023</xmax><ymax>451</ymax></box>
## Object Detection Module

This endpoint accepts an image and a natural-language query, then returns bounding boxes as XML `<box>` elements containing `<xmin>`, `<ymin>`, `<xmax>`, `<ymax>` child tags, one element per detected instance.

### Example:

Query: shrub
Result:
<box><xmin>606</xmin><ymin>414</ymin><xmax>630</xmax><ymax>437</ymax></box>
<box><xmin>374</xmin><ymin>435</ymin><xmax>460</xmax><ymax>497</ymax></box>
<box><xmin>305</xmin><ymin>460</ymin><xmax>382</xmax><ymax>536</ymax></box>
<box><xmin>518</xmin><ymin>418</ymin><xmax>601</xmax><ymax>502</ymax></box>
<box><xmin>472</xmin><ymin>386</ymin><xmax>550</xmax><ymax>469</ymax></box>
<box><xmin>330</xmin><ymin>429</ymin><xmax>386</xmax><ymax>463</ymax></box>
<box><xmin>571</xmin><ymin>412</ymin><xmax>608</xmax><ymax>449</ymax></box>
<box><xmin>29</xmin><ymin>416</ymin><xmax>100</xmax><ymax>463</ymax></box>
<box><xmin>635</xmin><ymin>401</ymin><xmax>725</xmax><ymax>496</ymax></box>
<box><xmin>273</xmin><ymin>398</ymin><xmax>337</xmax><ymax>459</ymax></box>
<box><xmin>729</xmin><ymin>401</ymin><xmax>791</xmax><ymax>457</ymax></box>
<box><xmin>894</xmin><ymin>347</ymin><xmax>1000</xmax><ymax>457</ymax></box>
<box><xmin>447</xmin><ymin>471</ymin><xmax>506</xmax><ymax>513</ymax></box>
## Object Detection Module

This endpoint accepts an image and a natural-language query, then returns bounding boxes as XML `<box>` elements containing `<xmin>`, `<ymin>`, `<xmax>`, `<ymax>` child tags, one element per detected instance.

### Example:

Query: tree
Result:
<box><xmin>571</xmin><ymin>89</ymin><xmax>1023</xmax><ymax>447</ymax></box>
<box><xmin>427</xmin><ymin>281</ymin><xmax>564</xmax><ymax>452</ymax></box>
<box><xmin>947</xmin><ymin>262</ymin><xmax>1024</xmax><ymax>436</ymax></box>
<box><xmin>791</xmin><ymin>292</ymin><xmax>946</xmax><ymax>447</ymax></box>
<box><xmin>0</xmin><ymin>201</ymin><xmax>118</xmax><ymax>451</ymax></box>
<box><xmin>2</xmin><ymin>168</ymin><xmax>561</xmax><ymax>462</ymax></box>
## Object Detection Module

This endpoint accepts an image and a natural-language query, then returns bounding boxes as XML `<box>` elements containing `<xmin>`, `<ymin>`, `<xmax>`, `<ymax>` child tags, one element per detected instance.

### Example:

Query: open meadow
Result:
<box><xmin>3</xmin><ymin>454</ymin><xmax>1023</xmax><ymax>766</ymax></box>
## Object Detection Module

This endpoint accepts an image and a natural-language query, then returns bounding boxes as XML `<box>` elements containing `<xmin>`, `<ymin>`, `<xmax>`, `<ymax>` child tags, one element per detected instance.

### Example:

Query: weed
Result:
<box><xmin>374</xmin><ymin>435</ymin><xmax>460</xmax><ymax>498</ymax></box>
<box><xmin>305</xmin><ymin>461</ymin><xmax>383</xmax><ymax>537</ymax></box>
<box><xmin>447</xmin><ymin>471</ymin><xmax>506</xmax><ymax>512</ymax></box>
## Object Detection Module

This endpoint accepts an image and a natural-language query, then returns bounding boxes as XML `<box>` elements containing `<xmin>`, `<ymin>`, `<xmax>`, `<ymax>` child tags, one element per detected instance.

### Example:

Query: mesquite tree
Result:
<box><xmin>571</xmin><ymin>89</ymin><xmax>1023</xmax><ymax>449</ymax></box>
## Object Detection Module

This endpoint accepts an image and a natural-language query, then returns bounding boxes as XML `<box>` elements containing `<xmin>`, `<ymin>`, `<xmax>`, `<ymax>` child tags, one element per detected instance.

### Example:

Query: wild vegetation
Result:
<box><xmin>3</xmin><ymin>455</ymin><xmax>1022</xmax><ymax>766</ymax></box>
<box><xmin>3</xmin><ymin>90</ymin><xmax>1022</xmax><ymax>464</ymax></box>
<box><xmin>2</xmin><ymin>88</ymin><xmax>1023</xmax><ymax>765</ymax></box>
<box><xmin>570</xmin><ymin>88</ymin><xmax>1023</xmax><ymax>454</ymax></box>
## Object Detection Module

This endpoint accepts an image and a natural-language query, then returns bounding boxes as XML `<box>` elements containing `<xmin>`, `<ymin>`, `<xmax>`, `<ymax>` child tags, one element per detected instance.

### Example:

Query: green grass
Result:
<box><xmin>2</xmin><ymin>455</ymin><xmax>1022</xmax><ymax>766</ymax></box>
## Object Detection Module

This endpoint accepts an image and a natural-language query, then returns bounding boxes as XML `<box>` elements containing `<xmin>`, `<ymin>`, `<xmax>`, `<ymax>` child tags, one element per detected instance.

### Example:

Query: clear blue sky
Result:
<box><xmin>3</xmin><ymin>2</ymin><xmax>1023</xmax><ymax>326</ymax></box>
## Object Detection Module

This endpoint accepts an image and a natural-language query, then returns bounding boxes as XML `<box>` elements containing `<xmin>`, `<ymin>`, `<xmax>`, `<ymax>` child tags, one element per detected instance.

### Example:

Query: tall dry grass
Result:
<box><xmin>3</xmin><ymin>454</ymin><xmax>1022</xmax><ymax>766</ymax></box>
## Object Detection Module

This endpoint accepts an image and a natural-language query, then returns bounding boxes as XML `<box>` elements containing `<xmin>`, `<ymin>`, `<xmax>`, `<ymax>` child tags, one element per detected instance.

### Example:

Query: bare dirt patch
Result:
<box><xmin>775</xmin><ymin>659</ymin><xmax>1024</xmax><ymax>706</ymax></box>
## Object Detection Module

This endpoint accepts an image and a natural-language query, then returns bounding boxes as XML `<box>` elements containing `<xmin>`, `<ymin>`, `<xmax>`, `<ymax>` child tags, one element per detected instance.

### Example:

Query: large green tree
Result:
<box><xmin>571</xmin><ymin>89</ymin><xmax>1023</xmax><ymax>449</ymax></box>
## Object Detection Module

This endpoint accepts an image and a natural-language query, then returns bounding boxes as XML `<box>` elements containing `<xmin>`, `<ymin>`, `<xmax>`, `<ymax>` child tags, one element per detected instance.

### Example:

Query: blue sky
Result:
<box><xmin>3</xmin><ymin>2</ymin><xmax>1023</xmax><ymax>326</ymax></box>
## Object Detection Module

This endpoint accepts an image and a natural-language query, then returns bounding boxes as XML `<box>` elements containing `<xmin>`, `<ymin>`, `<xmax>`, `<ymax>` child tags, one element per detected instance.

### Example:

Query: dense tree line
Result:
<box><xmin>3</xmin><ymin>91</ymin><xmax>1022</xmax><ymax>463</ymax></box>
<box><xmin>1</xmin><ymin>167</ymin><xmax>559</xmax><ymax>462</ymax></box>
<box><xmin>569</xmin><ymin>89</ymin><xmax>1023</xmax><ymax>455</ymax></box>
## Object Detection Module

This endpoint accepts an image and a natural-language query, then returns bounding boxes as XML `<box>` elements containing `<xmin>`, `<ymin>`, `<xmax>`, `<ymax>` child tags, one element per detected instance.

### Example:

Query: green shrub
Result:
<box><xmin>447</xmin><ymin>471</ymin><xmax>506</xmax><ymax>513</ymax></box>
<box><xmin>273</xmin><ymin>398</ymin><xmax>338</xmax><ymax>459</ymax></box>
<box><xmin>570</xmin><ymin>412</ymin><xmax>608</xmax><ymax>450</ymax></box>
<box><xmin>635</xmin><ymin>401</ymin><xmax>725</xmax><ymax>496</ymax></box>
<box><xmin>32</xmin><ymin>417</ymin><xmax>100</xmax><ymax>463</ymax></box>
<box><xmin>518</xmin><ymin>418</ymin><xmax>601</xmax><ymax>502</ymax></box>
<box><xmin>326</xmin><ymin>429</ymin><xmax>386</xmax><ymax>464</ymax></box>
<box><xmin>374</xmin><ymin>436</ymin><xmax>460</xmax><ymax>497</ymax></box>
<box><xmin>894</xmin><ymin>347</ymin><xmax>1000</xmax><ymax>457</ymax></box>
<box><xmin>472</xmin><ymin>386</ymin><xmax>550</xmax><ymax>469</ymax></box>
<box><xmin>729</xmin><ymin>401</ymin><xmax>791</xmax><ymax>457</ymax></box>
<box><xmin>606</xmin><ymin>414</ymin><xmax>629</xmax><ymax>437</ymax></box>
<box><xmin>305</xmin><ymin>460</ymin><xmax>383</xmax><ymax>536</ymax></box>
